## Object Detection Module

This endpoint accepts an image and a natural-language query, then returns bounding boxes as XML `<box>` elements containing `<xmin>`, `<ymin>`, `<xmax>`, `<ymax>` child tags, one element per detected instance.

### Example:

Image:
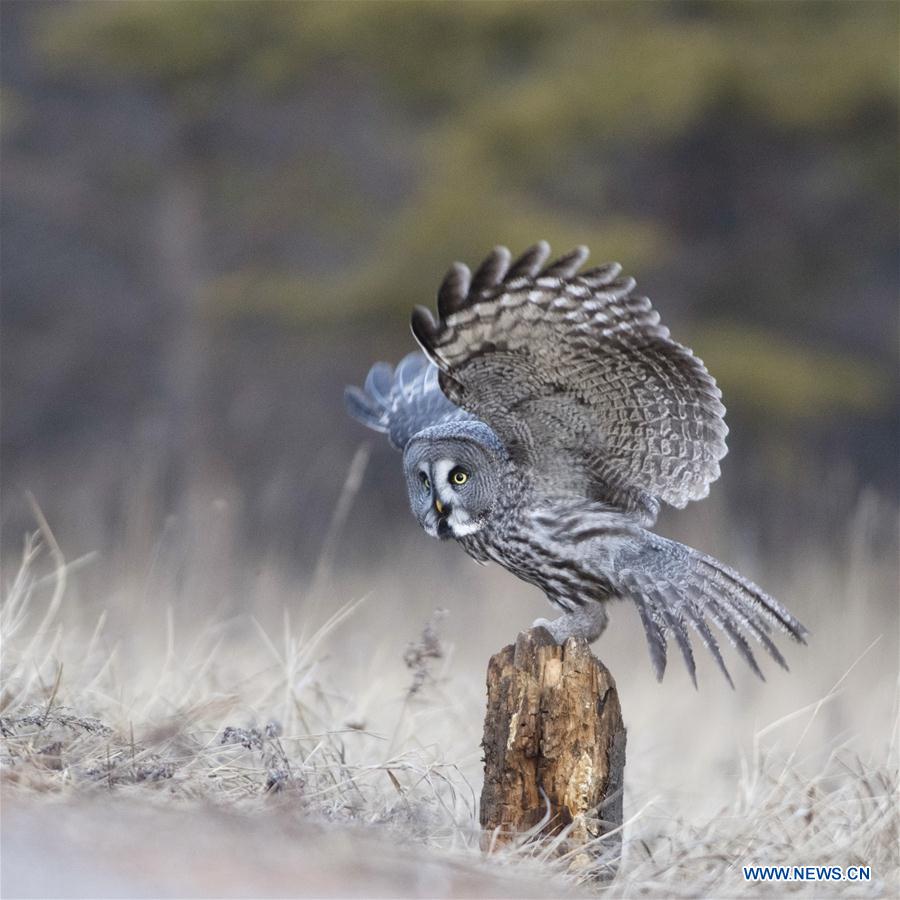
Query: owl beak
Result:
<box><xmin>434</xmin><ymin>498</ymin><xmax>445</xmax><ymax>515</ymax></box>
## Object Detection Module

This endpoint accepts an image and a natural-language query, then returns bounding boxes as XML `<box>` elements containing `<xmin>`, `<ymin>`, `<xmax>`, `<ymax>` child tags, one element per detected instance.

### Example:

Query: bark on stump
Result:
<box><xmin>480</xmin><ymin>627</ymin><xmax>626</xmax><ymax>874</ymax></box>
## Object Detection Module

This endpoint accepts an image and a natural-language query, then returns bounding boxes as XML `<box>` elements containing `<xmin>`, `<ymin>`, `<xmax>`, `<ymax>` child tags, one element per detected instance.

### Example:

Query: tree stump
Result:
<box><xmin>480</xmin><ymin>627</ymin><xmax>627</xmax><ymax>874</ymax></box>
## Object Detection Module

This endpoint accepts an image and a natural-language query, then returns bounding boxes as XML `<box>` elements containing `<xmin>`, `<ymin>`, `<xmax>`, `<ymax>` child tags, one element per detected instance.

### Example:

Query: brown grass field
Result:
<box><xmin>2</xmin><ymin>473</ymin><xmax>898</xmax><ymax>898</ymax></box>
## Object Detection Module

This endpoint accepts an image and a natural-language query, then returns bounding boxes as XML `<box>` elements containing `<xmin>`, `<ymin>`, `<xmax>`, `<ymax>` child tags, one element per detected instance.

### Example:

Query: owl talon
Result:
<box><xmin>531</xmin><ymin>617</ymin><xmax>558</xmax><ymax>642</ymax></box>
<box><xmin>531</xmin><ymin>606</ymin><xmax>609</xmax><ymax>645</ymax></box>
<box><xmin>346</xmin><ymin>243</ymin><xmax>807</xmax><ymax>685</ymax></box>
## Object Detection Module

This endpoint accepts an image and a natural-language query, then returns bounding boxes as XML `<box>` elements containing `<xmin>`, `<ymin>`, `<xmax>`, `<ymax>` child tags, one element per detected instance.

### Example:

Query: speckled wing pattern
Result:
<box><xmin>410</xmin><ymin>243</ymin><xmax>728</xmax><ymax>520</ymax></box>
<box><xmin>613</xmin><ymin>534</ymin><xmax>803</xmax><ymax>687</ymax></box>
<box><xmin>344</xmin><ymin>351</ymin><xmax>469</xmax><ymax>451</ymax></box>
<box><xmin>345</xmin><ymin>243</ymin><xmax>807</xmax><ymax>684</ymax></box>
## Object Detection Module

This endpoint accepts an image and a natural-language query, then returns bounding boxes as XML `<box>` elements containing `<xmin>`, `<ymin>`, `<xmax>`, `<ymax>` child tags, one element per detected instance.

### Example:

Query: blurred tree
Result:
<box><xmin>2</xmin><ymin>0</ymin><xmax>897</xmax><ymax>555</ymax></box>
<box><xmin>33</xmin><ymin>1</ymin><xmax>895</xmax><ymax>324</ymax></box>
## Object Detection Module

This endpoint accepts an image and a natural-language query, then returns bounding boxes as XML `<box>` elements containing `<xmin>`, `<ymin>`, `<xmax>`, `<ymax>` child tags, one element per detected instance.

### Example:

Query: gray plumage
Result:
<box><xmin>345</xmin><ymin>243</ymin><xmax>808</xmax><ymax>686</ymax></box>
<box><xmin>344</xmin><ymin>351</ymin><xmax>469</xmax><ymax>450</ymax></box>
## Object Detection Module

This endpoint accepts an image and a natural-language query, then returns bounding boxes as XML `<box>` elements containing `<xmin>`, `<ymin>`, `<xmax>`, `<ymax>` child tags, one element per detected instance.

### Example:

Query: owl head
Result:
<box><xmin>402</xmin><ymin>421</ymin><xmax>504</xmax><ymax>540</ymax></box>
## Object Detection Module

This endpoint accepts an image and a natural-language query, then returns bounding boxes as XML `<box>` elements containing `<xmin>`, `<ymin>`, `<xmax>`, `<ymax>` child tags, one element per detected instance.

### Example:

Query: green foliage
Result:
<box><xmin>36</xmin><ymin>1</ymin><xmax>302</xmax><ymax>92</ymax></box>
<box><xmin>34</xmin><ymin>1</ymin><xmax>897</xmax><ymax>266</ymax></box>
<box><xmin>694</xmin><ymin>322</ymin><xmax>891</xmax><ymax>418</ymax></box>
<box><xmin>29</xmin><ymin>0</ymin><xmax>898</xmax><ymax>422</ymax></box>
<box><xmin>37</xmin><ymin>2</ymin><xmax>897</xmax><ymax>128</ymax></box>
<box><xmin>207</xmin><ymin>214</ymin><xmax>664</xmax><ymax>324</ymax></box>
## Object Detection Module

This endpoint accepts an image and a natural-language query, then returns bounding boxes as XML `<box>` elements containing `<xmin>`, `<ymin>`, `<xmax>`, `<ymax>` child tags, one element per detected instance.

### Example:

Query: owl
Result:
<box><xmin>345</xmin><ymin>243</ymin><xmax>807</xmax><ymax>685</ymax></box>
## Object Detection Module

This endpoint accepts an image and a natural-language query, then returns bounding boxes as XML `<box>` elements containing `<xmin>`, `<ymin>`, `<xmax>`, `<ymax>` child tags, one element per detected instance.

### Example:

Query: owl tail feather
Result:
<box><xmin>618</xmin><ymin>538</ymin><xmax>808</xmax><ymax>687</ymax></box>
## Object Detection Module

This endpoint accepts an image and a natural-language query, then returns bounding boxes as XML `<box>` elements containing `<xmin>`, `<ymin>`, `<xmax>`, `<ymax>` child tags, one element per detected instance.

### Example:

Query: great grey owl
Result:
<box><xmin>345</xmin><ymin>243</ymin><xmax>807</xmax><ymax>685</ymax></box>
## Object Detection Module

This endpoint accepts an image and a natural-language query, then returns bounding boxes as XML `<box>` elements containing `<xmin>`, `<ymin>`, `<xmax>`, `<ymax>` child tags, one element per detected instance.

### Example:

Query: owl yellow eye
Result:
<box><xmin>420</xmin><ymin>473</ymin><xmax>431</xmax><ymax>492</ymax></box>
<box><xmin>450</xmin><ymin>468</ymin><xmax>469</xmax><ymax>485</ymax></box>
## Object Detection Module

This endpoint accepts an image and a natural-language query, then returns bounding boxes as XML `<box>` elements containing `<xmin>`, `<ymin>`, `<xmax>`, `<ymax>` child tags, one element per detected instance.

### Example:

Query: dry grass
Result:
<box><xmin>1</xmin><ymin>488</ymin><xmax>898</xmax><ymax>898</ymax></box>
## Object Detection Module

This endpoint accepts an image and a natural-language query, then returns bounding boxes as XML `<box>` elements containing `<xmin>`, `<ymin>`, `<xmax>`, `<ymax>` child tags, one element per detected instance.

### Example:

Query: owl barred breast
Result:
<box><xmin>345</xmin><ymin>243</ymin><xmax>808</xmax><ymax>686</ymax></box>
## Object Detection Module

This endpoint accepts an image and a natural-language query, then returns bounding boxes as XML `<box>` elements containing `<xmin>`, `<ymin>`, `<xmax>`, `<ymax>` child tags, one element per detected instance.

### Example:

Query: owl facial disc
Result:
<box><xmin>402</xmin><ymin>432</ymin><xmax>500</xmax><ymax>542</ymax></box>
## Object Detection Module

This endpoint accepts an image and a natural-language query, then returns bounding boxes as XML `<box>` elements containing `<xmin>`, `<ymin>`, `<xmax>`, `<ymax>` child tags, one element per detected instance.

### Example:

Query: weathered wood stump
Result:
<box><xmin>480</xmin><ymin>627</ymin><xmax>627</xmax><ymax>874</ymax></box>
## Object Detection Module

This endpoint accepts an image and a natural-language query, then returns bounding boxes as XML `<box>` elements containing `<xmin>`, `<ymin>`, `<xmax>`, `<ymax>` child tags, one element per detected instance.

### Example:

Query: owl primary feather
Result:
<box><xmin>345</xmin><ymin>242</ymin><xmax>807</xmax><ymax>686</ymax></box>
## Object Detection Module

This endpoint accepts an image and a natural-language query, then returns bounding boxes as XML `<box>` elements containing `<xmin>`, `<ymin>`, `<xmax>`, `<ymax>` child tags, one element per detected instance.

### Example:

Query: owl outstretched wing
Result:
<box><xmin>612</xmin><ymin>533</ymin><xmax>808</xmax><ymax>686</ymax></box>
<box><xmin>410</xmin><ymin>243</ymin><xmax>728</xmax><ymax>520</ymax></box>
<box><xmin>344</xmin><ymin>351</ymin><xmax>470</xmax><ymax>450</ymax></box>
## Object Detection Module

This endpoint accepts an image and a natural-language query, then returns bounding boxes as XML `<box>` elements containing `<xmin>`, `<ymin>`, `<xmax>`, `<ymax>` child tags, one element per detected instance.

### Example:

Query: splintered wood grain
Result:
<box><xmin>480</xmin><ymin>627</ymin><xmax>626</xmax><ymax>867</ymax></box>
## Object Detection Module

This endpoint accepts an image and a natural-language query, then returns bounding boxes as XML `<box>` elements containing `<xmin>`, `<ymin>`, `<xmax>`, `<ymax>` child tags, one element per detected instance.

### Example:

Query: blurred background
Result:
<box><xmin>2</xmin><ymin>2</ymin><xmax>898</xmax><ymax>664</ymax></box>
<box><xmin>2</xmin><ymin>4</ymin><xmax>899</xmax><ymax>866</ymax></box>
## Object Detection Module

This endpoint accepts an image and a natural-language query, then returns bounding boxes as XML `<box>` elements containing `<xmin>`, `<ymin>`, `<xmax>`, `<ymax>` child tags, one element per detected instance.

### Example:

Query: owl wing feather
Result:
<box><xmin>614</xmin><ymin>533</ymin><xmax>808</xmax><ymax>684</ymax></box>
<box><xmin>344</xmin><ymin>351</ymin><xmax>470</xmax><ymax>450</ymax></box>
<box><xmin>410</xmin><ymin>243</ymin><xmax>728</xmax><ymax>519</ymax></box>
